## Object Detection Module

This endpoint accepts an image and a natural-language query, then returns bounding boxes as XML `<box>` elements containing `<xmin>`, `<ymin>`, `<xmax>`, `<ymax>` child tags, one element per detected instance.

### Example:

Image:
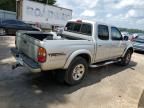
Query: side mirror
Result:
<box><xmin>123</xmin><ymin>36</ymin><xmax>129</xmax><ymax>41</ymax></box>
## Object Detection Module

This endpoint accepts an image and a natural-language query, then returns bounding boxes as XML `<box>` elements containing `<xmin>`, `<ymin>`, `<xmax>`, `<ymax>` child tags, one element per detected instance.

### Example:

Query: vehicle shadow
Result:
<box><xmin>0</xmin><ymin>36</ymin><xmax>139</xmax><ymax>108</ymax></box>
<box><xmin>7</xmin><ymin>60</ymin><xmax>137</xmax><ymax>108</ymax></box>
<box><xmin>29</xmin><ymin>60</ymin><xmax>137</xmax><ymax>90</ymax></box>
<box><xmin>134</xmin><ymin>51</ymin><xmax>144</xmax><ymax>54</ymax></box>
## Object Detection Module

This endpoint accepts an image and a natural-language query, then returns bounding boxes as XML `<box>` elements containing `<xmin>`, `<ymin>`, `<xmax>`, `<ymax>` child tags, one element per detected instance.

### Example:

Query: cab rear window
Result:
<box><xmin>65</xmin><ymin>22</ymin><xmax>92</xmax><ymax>36</ymax></box>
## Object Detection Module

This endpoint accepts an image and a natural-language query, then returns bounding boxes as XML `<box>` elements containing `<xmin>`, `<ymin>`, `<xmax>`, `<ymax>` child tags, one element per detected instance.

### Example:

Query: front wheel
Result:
<box><xmin>120</xmin><ymin>50</ymin><xmax>132</xmax><ymax>66</ymax></box>
<box><xmin>65</xmin><ymin>57</ymin><xmax>88</xmax><ymax>85</ymax></box>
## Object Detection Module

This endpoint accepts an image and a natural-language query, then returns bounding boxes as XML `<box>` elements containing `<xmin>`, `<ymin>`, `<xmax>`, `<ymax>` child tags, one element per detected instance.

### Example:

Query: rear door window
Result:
<box><xmin>98</xmin><ymin>25</ymin><xmax>109</xmax><ymax>40</ymax></box>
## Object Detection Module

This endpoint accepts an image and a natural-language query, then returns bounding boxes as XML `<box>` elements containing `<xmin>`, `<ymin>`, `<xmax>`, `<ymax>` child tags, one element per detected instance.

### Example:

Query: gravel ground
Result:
<box><xmin>0</xmin><ymin>39</ymin><xmax>144</xmax><ymax>108</ymax></box>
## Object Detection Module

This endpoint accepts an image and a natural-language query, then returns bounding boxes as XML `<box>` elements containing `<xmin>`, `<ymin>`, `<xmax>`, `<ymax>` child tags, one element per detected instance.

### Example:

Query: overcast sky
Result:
<box><xmin>57</xmin><ymin>0</ymin><xmax>144</xmax><ymax>30</ymax></box>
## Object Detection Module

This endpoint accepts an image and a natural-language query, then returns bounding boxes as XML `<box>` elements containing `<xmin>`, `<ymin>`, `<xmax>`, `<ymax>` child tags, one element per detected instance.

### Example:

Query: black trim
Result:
<box><xmin>48</xmin><ymin>53</ymin><xmax>66</xmax><ymax>57</ymax></box>
<box><xmin>61</xmin><ymin>34</ymin><xmax>86</xmax><ymax>40</ymax></box>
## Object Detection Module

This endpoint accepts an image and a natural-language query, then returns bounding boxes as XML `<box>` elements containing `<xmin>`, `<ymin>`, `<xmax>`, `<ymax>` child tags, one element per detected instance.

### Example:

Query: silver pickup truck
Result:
<box><xmin>11</xmin><ymin>19</ymin><xmax>133</xmax><ymax>85</ymax></box>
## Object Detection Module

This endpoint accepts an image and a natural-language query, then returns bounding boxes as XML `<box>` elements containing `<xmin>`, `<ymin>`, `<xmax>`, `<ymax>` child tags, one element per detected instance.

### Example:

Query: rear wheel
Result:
<box><xmin>65</xmin><ymin>57</ymin><xmax>88</xmax><ymax>85</ymax></box>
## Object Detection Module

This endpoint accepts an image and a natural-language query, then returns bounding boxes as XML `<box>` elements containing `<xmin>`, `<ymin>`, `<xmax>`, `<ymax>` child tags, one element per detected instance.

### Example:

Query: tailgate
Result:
<box><xmin>16</xmin><ymin>32</ymin><xmax>40</xmax><ymax>61</ymax></box>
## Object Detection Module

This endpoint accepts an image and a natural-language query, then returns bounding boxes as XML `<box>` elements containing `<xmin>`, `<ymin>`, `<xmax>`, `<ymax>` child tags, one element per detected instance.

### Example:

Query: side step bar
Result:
<box><xmin>89</xmin><ymin>60</ymin><xmax>121</xmax><ymax>68</ymax></box>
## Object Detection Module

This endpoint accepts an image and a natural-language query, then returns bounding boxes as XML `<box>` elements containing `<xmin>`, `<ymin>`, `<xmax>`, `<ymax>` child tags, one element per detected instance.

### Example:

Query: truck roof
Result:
<box><xmin>68</xmin><ymin>19</ymin><xmax>115</xmax><ymax>27</ymax></box>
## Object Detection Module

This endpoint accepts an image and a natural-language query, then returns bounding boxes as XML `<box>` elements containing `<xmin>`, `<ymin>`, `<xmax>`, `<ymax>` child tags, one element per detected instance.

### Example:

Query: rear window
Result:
<box><xmin>73</xmin><ymin>23</ymin><xmax>81</xmax><ymax>32</ymax></box>
<box><xmin>81</xmin><ymin>24</ymin><xmax>92</xmax><ymax>35</ymax></box>
<box><xmin>65</xmin><ymin>22</ymin><xmax>92</xmax><ymax>36</ymax></box>
<box><xmin>65</xmin><ymin>22</ymin><xmax>75</xmax><ymax>31</ymax></box>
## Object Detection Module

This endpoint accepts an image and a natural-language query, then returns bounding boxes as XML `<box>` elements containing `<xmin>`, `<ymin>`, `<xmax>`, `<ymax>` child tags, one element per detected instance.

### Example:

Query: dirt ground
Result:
<box><xmin>0</xmin><ymin>37</ymin><xmax>144</xmax><ymax>108</ymax></box>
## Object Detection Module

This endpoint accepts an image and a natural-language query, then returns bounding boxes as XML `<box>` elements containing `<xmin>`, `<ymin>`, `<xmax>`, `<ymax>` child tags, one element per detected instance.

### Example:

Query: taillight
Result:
<box><xmin>37</xmin><ymin>47</ymin><xmax>47</xmax><ymax>63</ymax></box>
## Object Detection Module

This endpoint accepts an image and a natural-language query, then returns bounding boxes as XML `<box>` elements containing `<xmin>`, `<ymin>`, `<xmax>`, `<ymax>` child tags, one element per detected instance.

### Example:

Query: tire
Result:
<box><xmin>65</xmin><ymin>57</ymin><xmax>88</xmax><ymax>85</ymax></box>
<box><xmin>120</xmin><ymin>50</ymin><xmax>132</xmax><ymax>66</ymax></box>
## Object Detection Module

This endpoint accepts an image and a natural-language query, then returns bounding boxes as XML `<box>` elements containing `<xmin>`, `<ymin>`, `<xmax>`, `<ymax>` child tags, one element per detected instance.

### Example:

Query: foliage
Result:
<box><xmin>119</xmin><ymin>28</ymin><xmax>144</xmax><ymax>34</ymax></box>
<box><xmin>31</xmin><ymin>0</ymin><xmax>56</xmax><ymax>5</ymax></box>
<box><xmin>0</xmin><ymin>0</ymin><xmax>16</xmax><ymax>12</ymax></box>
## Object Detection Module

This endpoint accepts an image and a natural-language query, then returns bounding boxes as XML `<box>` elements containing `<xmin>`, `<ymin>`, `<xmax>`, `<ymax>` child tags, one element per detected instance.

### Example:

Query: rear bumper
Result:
<box><xmin>11</xmin><ymin>48</ymin><xmax>41</xmax><ymax>73</ymax></box>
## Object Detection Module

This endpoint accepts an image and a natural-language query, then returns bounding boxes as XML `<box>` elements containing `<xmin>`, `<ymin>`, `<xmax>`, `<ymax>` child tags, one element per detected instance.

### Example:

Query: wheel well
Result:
<box><xmin>77</xmin><ymin>54</ymin><xmax>91</xmax><ymax>64</ymax></box>
<box><xmin>128</xmin><ymin>47</ymin><xmax>133</xmax><ymax>54</ymax></box>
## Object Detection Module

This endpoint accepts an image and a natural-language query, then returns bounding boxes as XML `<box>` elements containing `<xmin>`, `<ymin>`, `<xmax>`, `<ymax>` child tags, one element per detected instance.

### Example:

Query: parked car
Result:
<box><xmin>121</xmin><ymin>32</ymin><xmax>129</xmax><ymax>37</ymax></box>
<box><xmin>11</xmin><ymin>19</ymin><xmax>133</xmax><ymax>85</ymax></box>
<box><xmin>132</xmin><ymin>33</ymin><xmax>144</xmax><ymax>39</ymax></box>
<box><xmin>0</xmin><ymin>19</ymin><xmax>41</xmax><ymax>35</ymax></box>
<box><xmin>130</xmin><ymin>33</ymin><xmax>144</xmax><ymax>42</ymax></box>
<box><xmin>121</xmin><ymin>31</ymin><xmax>135</xmax><ymax>41</ymax></box>
<box><xmin>133</xmin><ymin>36</ymin><xmax>144</xmax><ymax>52</ymax></box>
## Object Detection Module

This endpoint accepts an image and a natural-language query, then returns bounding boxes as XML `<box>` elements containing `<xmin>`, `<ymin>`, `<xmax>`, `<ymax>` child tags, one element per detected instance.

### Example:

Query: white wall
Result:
<box><xmin>22</xmin><ymin>0</ymin><xmax>72</xmax><ymax>26</ymax></box>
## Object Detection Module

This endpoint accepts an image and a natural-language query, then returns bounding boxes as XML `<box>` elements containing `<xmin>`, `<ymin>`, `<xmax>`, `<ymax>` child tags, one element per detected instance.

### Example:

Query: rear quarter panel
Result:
<box><xmin>40</xmin><ymin>40</ymin><xmax>95</xmax><ymax>71</ymax></box>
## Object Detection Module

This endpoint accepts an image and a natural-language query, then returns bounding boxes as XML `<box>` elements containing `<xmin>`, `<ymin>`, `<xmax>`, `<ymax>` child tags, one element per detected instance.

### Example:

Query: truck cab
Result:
<box><xmin>62</xmin><ymin>19</ymin><xmax>132</xmax><ymax>63</ymax></box>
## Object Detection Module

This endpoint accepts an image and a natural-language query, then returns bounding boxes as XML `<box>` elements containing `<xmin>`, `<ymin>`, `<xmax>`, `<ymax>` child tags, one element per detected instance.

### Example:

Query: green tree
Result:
<box><xmin>0</xmin><ymin>0</ymin><xmax>16</xmax><ymax>12</ymax></box>
<box><xmin>31</xmin><ymin>0</ymin><xmax>56</xmax><ymax>5</ymax></box>
<box><xmin>119</xmin><ymin>28</ymin><xmax>144</xmax><ymax>34</ymax></box>
<box><xmin>0</xmin><ymin>0</ymin><xmax>56</xmax><ymax>12</ymax></box>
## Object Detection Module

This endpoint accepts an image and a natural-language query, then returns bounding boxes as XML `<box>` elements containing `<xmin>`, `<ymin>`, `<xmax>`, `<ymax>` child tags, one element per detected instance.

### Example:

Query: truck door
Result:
<box><xmin>110</xmin><ymin>27</ymin><xmax>126</xmax><ymax>57</ymax></box>
<box><xmin>95</xmin><ymin>24</ymin><xmax>112</xmax><ymax>62</ymax></box>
